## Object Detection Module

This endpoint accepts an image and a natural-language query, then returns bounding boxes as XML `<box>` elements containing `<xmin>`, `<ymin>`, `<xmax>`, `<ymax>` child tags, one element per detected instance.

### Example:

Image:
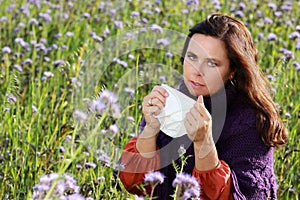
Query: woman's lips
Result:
<box><xmin>190</xmin><ymin>80</ymin><xmax>205</xmax><ymax>88</ymax></box>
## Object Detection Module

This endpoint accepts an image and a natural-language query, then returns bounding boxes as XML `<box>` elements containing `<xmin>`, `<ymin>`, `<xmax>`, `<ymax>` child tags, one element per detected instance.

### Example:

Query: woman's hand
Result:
<box><xmin>142</xmin><ymin>85</ymin><xmax>169</xmax><ymax>134</ymax></box>
<box><xmin>184</xmin><ymin>95</ymin><xmax>212</xmax><ymax>142</ymax></box>
<box><xmin>137</xmin><ymin>86</ymin><xmax>168</xmax><ymax>158</ymax></box>
<box><xmin>184</xmin><ymin>96</ymin><xmax>219</xmax><ymax>170</ymax></box>
<box><xmin>184</xmin><ymin>96</ymin><xmax>215</xmax><ymax>157</ymax></box>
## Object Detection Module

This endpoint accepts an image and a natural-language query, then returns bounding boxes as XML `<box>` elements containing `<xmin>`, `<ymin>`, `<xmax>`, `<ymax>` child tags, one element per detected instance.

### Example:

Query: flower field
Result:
<box><xmin>0</xmin><ymin>0</ymin><xmax>299</xmax><ymax>199</ymax></box>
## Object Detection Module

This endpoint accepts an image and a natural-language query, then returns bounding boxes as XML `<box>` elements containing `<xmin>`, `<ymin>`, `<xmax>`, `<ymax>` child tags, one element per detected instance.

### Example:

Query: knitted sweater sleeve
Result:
<box><xmin>219</xmin><ymin>108</ymin><xmax>277</xmax><ymax>199</ymax></box>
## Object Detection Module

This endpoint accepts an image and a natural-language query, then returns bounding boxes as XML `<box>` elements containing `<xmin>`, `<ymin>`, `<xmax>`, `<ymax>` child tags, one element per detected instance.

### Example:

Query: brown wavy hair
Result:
<box><xmin>181</xmin><ymin>13</ymin><xmax>288</xmax><ymax>148</ymax></box>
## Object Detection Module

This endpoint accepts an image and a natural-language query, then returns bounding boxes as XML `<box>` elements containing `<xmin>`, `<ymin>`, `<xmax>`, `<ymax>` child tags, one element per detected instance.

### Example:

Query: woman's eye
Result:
<box><xmin>187</xmin><ymin>55</ymin><xmax>197</xmax><ymax>61</ymax></box>
<box><xmin>207</xmin><ymin>60</ymin><xmax>217</xmax><ymax>67</ymax></box>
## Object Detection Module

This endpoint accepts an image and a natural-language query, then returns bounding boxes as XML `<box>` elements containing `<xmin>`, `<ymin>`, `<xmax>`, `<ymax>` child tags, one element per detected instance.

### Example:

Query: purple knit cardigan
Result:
<box><xmin>139</xmin><ymin>81</ymin><xmax>277</xmax><ymax>200</ymax></box>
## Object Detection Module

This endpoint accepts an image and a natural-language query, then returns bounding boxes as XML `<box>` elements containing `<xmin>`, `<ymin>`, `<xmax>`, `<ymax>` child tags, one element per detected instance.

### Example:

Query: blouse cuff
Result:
<box><xmin>119</xmin><ymin>137</ymin><xmax>160</xmax><ymax>194</ymax></box>
<box><xmin>192</xmin><ymin>160</ymin><xmax>232</xmax><ymax>200</ymax></box>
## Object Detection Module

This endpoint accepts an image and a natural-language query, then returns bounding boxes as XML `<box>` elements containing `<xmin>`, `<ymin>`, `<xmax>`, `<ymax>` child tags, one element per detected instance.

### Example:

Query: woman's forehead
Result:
<box><xmin>188</xmin><ymin>34</ymin><xmax>228</xmax><ymax>60</ymax></box>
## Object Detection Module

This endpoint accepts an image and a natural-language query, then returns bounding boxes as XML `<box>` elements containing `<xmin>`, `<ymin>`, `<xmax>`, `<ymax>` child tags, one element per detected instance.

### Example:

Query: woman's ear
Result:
<box><xmin>229</xmin><ymin>71</ymin><xmax>235</xmax><ymax>80</ymax></box>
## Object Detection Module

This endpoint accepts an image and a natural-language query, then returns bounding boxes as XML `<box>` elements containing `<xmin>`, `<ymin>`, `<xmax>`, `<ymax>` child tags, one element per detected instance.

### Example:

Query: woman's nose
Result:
<box><xmin>193</xmin><ymin>63</ymin><xmax>204</xmax><ymax>76</ymax></box>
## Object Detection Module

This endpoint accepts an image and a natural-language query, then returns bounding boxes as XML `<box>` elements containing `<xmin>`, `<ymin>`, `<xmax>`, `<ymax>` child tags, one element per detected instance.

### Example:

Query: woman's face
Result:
<box><xmin>183</xmin><ymin>33</ymin><xmax>233</xmax><ymax>97</ymax></box>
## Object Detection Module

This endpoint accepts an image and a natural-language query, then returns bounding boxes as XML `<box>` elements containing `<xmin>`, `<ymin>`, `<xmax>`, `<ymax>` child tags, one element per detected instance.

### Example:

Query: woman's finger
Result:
<box><xmin>195</xmin><ymin>96</ymin><xmax>211</xmax><ymax>121</ymax></box>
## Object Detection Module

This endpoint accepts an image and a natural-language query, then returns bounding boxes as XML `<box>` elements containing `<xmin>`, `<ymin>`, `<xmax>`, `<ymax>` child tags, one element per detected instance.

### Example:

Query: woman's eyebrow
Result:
<box><xmin>187</xmin><ymin>51</ymin><xmax>222</xmax><ymax>63</ymax></box>
<box><xmin>205</xmin><ymin>57</ymin><xmax>221</xmax><ymax>63</ymax></box>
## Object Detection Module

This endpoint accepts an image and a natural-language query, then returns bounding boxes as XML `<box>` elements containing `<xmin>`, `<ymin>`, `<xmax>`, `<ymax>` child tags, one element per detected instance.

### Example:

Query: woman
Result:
<box><xmin>119</xmin><ymin>13</ymin><xmax>288</xmax><ymax>199</ymax></box>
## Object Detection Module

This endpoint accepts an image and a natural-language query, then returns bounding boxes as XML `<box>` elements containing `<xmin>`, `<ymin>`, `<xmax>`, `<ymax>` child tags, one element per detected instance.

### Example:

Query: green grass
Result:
<box><xmin>0</xmin><ymin>0</ymin><xmax>299</xmax><ymax>199</ymax></box>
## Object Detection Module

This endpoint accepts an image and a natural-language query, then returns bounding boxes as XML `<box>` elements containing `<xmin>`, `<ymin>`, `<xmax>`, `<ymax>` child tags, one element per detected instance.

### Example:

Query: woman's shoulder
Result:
<box><xmin>226</xmin><ymin>96</ymin><xmax>259</xmax><ymax>138</ymax></box>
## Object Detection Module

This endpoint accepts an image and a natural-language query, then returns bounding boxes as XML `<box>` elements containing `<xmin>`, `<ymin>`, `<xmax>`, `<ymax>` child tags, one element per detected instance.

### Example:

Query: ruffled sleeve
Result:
<box><xmin>119</xmin><ymin>137</ymin><xmax>160</xmax><ymax>195</ymax></box>
<box><xmin>192</xmin><ymin>160</ymin><xmax>232</xmax><ymax>200</ymax></box>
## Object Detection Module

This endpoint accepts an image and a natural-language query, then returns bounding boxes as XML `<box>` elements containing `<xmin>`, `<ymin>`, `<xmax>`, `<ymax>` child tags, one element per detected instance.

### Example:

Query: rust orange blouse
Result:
<box><xmin>119</xmin><ymin>137</ymin><xmax>232</xmax><ymax>199</ymax></box>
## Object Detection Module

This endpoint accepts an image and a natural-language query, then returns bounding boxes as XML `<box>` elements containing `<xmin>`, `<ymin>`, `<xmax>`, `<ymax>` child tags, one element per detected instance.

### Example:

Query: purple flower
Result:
<box><xmin>264</xmin><ymin>17</ymin><xmax>273</xmax><ymax>24</ymax></box>
<box><xmin>181</xmin><ymin>9</ymin><xmax>189</xmax><ymax>14</ymax></box>
<box><xmin>84</xmin><ymin>162</ymin><xmax>97</xmax><ymax>169</ymax></box>
<box><xmin>90</xmin><ymin>99</ymin><xmax>106</xmax><ymax>113</ymax></box>
<box><xmin>101</xmin><ymin>90</ymin><xmax>118</xmax><ymax>104</ymax></box>
<box><xmin>150</xmin><ymin>24</ymin><xmax>163</xmax><ymax>33</ymax></box>
<box><xmin>112</xmin><ymin>104</ymin><xmax>121</xmax><ymax>119</ymax></box>
<box><xmin>93</xmin><ymin>35</ymin><xmax>103</xmax><ymax>42</ymax></box>
<box><xmin>131</xmin><ymin>11</ymin><xmax>140</xmax><ymax>18</ymax></box>
<box><xmin>61</xmin><ymin>45</ymin><xmax>68</xmax><ymax>50</ymax></box>
<box><xmin>0</xmin><ymin>16</ymin><xmax>8</xmax><ymax>22</ymax></box>
<box><xmin>82</xmin><ymin>13</ymin><xmax>90</xmax><ymax>18</ymax></box>
<box><xmin>59</xmin><ymin>146</ymin><xmax>65</xmax><ymax>153</ymax></box>
<box><xmin>156</xmin><ymin>38</ymin><xmax>170</xmax><ymax>46</ymax></box>
<box><xmin>98</xmin><ymin>176</ymin><xmax>105</xmax><ymax>181</ymax></box>
<box><xmin>274</xmin><ymin>11</ymin><xmax>282</xmax><ymax>17</ymax></box>
<box><xmin>268</xmin><ymin>3</ymin><xmax>277</xmax><ymax>11</ymax></box>
<box><xmin>76</xmin><ymin>164</ymin><xmax>83</xmax><ymax>169</ymax></box>
<box><xmin>178</xmin><ymin>145</ymin><xmax>186</xmax><ymax>156</ymax></box>
<box><xmin>38</xmin><ymin>12</ymin><xmax>52</xmax><ymax>22</ymax></box>
<box><xmin>71</xmin><ymin>77</ymin><xmax>81</xmax><ymax>87</ymax></box>
<box><xmin>267</xmin><ymin>33</ymin><xmax>277</xmax><ymax>41</ymax></box>
<box><xmin>40</xmin><ymin>38</ymin><xmax>47</xmax><ymax>44</ymax></box>
<box><xmin>43</xmin><ymin>71</ymin><xmax>54</xmax><ymax>78</ymax></box>
<box><xmin>296</xmin><ymin>25</ymin><xmax>300</xmax><ymax>31</ymax></box>
<box><xmin>53</xmin><ymin>60</ymin><xmax>64</xmax><ymax>66</ymax></box>
<box><xmin>141</xmin><ymin>18</ymin><xmax>148</xmax><ymax>24</ymax></box>
<box><xmin>109</xmin><ymin>124</ymin><xmax>119</xmax><ymax>135</ymax></box>
<box><xmin>280</xmin><ymin>3</ymin><xmax>293</xmax><ymax>11</ymax></box>
<box><xmin>29</xmin><ymin>18</ymin><xmax>39</xmax><ymax>26</ymax></box>
<box><xmin>30</xmin><ymin>104</ymin><xmax>37</xmax><ymax>114</ymax></box>
<box><xmin>144</xmin><ymin>171</ymin><xmax>165</xmax><ymax>187</ymax></box>
<box><xmin>128</xmin><ymin>54</ymin><xmax>135</xmax><ymax>59</ymax></box>
<box><xmin>22</xmin><ymin>58</ymin><xmax>33</xmax><ymax>65</ymax></box>
<box><xmin>114</xmin><ymin>21</ymin><xmax>123</xmax><ymax>29</ymax></box>
<box><xmin>20</xmin><ymin>5</ymin><xmax>30</xmax><ymax>16</ymax></box>
<box><xmin>235</xmin><ymin>11</ymin><xmax>244</xmax><ymax>18</ymax></box>
<box><xmin>97</xmin><ymin>151</ymin><xmax>111</xmax><ymax>167</ymax></box>
<box><xmin>154</xmin><ymin>7</ymin><xmax>161</xmax><ymax>13</ymax></box>
<box><xmin>127</xmin><ymin>116</ymin><xmax>134</xmax><ymax>121</ymax></box>
<box><xmin>66</xmin><ymin>32</ymin><xmax>74</xmax><ymax>37</ymax></box>
<box><xmin>296</xmin><ymin>39</ymin><xmax>300</xmax><ymax>50</ymax></box>
<box><xmin>32</xmin><ymin>173</ymin><xmax>81</xmax><ymax>200</ymax></box>
<box><xmin>271</xmin><ymin>88</ymin><xmax>276</xmax><ymax>94</ymax></box>
<box><xmin>255</xmin><ymin>10</ymin><xmax>263</xmax><ymax>17</ymax></box>
<box><xmin>257</xmin><ymin>32</ymin><xmax>264</xmax><ymax>40</ymax></box>
<box><xmin>172</xmin><ymin>173</ymin><xmax>201</xmax><ymax>200</ymax></box>
<box><xmin>63</xmin><ymin>194</ymin><xmax>86</xmax><ymax>200</ymax></box>
<box><xmin>113</xmin><ymin>162</ymin><xmax>125</xmax><ymax>171</ymax></box>
<box><xmin>214</xmin><ymin>4</ymin><xmax>221</xmax><ymax>11</ymax></box>
<box><xmin>289</xmin><ymin>32</ymin><xmax>300</xmax><ymax>40</ymax></box>
<box><xmin>238</xmin><ymin>2</ymin><xmax>246</xmax><ymax>10</ymax></box>
<box><xmin>267</xmin><ymin>74</ymin><xmax>276</xmax><ymax>81</ymax></box>
<box><xmin>73</xmin><ymin>109</ymin><xmax>88</xmax><ymax>123</ymax></box>
<box><xmin>166</xmin><ymin>51</ymin><xmax>173</xmax><ymax>58</ymax></box>
<box><xmin>103</xmin><ymin>27</ymin><xmax>110</xmax><ymax>35</ymax></box>
<box><xmin>279</xmin><ymin>48</ymin><xmax>294</xmax><ymax>61</ymax></box>
<box><xmin>2</xmin><ymin>46</ymin><xmax>11</xmax><ymax>54</ymax></box>
<box><xmin>14</xmin><ymin>64</ymin><xmax>23</xmax><ymax>72</ymax></box>
<box><xmin>28</xmin><ymin>0</ymin><xmax>41</xmax><ymax>9</ymax></box>
<box><xmin>113</xmin><ymin>58</ymin><xmax>128</xmax><ymax>67</ymax></box>
<box><xmin>54</xmin><ymin>33</ymin><xmax>62</xmax><ymax>38</ymax></box>
<box><xmin>6</xmin><ymin>4</ymin><xmax>16</xmax><ymax>12</ymax></box>
<box><xmin>6</xmin><ymin>94</ymin><xmax>17</xmax><ymax>104</ymax></box>
<box><xmin>292</xmin><ymin>61</ymin><xmax>300</xmax><ymax>71</ymax></box>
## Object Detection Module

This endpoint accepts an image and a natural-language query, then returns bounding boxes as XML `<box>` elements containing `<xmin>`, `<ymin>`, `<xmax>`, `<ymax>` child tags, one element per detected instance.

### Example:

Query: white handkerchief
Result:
<box><xmin>156</xmin><ymin>84</ymin><xmax>196</xmax><ymax>138</ymax></box>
